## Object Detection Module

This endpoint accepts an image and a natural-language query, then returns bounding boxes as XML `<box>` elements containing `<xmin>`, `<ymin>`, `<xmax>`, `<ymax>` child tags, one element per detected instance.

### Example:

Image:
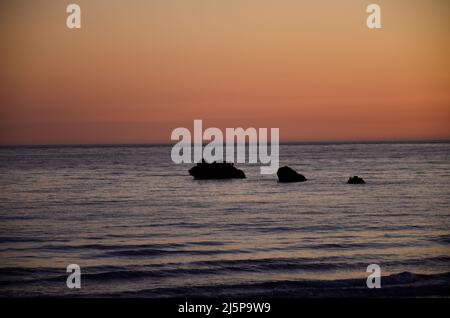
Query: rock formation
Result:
<box><xmin>189</xmin><ymin>160</ymin><xmax>246</xmax><ymax>180</ymax></box>
<box><xmin>347</xmin><ymin>176</ymin><xmax>366</xmax><ymax>184</ymax></box>
<box><xmin>277</xmin><ymin>166</ymin><xmax>307</xmax><ymax>183</ymax></box>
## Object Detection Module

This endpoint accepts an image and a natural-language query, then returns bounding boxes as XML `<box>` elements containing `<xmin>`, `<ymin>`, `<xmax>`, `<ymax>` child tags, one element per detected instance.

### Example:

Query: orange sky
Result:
<box><xmin>0</xmin><ymin>0</ymin><xmax>449</xmax><ymax>145</ymax></box>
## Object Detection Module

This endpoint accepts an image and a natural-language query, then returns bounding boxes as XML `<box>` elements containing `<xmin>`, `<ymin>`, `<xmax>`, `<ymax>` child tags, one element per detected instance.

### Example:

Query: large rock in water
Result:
<box><xmin>189</xmin><ymin>161</ymin><xmax>246</xmax><ymax>180</ymax></box>
<box><xmin>347</xmin><ymin>176</ymin><xmax>365</xmax><ymax>184</ymax></box>
<box><xmin>277</xmin><ymin>166</ymin><xmax>307</xmax><ymax>183</ymax></box>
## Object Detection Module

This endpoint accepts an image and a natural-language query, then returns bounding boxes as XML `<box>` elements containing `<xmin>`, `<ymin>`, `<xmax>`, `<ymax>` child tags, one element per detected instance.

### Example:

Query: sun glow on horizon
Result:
<box><xmin>0</xmin><ymin>0</ymin><xmax>449</xmax><ymax>145</ymax></box>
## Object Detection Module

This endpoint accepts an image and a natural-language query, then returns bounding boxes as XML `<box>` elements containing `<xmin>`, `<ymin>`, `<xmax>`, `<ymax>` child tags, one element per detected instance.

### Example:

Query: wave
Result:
<box><xmin>2</xmin><ymin>269</ymin><xmax>449</xmax><ymax>298</ymax></box>
<box><xmin>103</xmin><ymin>247</ymin><xmax>249</xmax><ymax>258</ymax></box>
<box><xmin>2</xmin><ymin>255</ymin><xmax>449</xmax><ymax>287</ymax></box>
<box><xmin>432</xmin><ymin>234</ymin><xmax>450</xmax><ymax>245</ymax></box>
<box><xmin>104</xmin><ymin>271</ymin><xmax>450</xmax><ymax>298</ymax></box>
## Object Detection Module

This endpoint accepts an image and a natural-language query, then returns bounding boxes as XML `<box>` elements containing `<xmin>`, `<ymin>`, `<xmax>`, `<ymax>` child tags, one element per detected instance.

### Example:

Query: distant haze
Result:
<box><xmin>0</xmin><ymin>0</ymin><xmax>449</xmax><ymax>145</ymax></box>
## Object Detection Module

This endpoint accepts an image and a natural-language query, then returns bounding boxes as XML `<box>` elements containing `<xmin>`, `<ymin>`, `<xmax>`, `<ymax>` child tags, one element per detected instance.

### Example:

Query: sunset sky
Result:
<box><xmin>0</xmin><ymin>0</ymin><xmax>449</xmax><ymax>144</ymax></box>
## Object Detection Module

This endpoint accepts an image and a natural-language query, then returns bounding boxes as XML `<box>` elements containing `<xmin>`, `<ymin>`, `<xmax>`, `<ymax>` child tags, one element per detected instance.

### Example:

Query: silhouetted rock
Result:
<box><xmin>189</xmin><ymin>160</ymin><xmax>246</xmax><ymax>180</ymax></box>
<box><xmin>277</xmin><ymin>166</ymin><xmax>307</xmax><ymax>183</ymax></box>
<box><xmin>347</xmin><ymin>176</ymin><xmax>365</xmax><ymax>184</ymax></box>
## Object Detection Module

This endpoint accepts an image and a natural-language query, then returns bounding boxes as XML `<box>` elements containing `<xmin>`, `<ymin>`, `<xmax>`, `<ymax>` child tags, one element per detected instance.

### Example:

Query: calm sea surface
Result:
<box><xmin>0</xmin><ymin>143</ymin><xmax>449</xmax><ymax>297</ymax></box>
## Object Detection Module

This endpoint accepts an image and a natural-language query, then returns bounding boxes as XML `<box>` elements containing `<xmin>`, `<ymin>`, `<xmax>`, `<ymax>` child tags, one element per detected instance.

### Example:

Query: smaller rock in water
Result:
<box><xmin>277</xmin><ymin>166</ymin><xmax>307</xmax><ymax>183</ymax></box>
<box><xmin>347</xmin><ymin>176</ymin><xmax>365</xmax><ymax>184</ymax></box>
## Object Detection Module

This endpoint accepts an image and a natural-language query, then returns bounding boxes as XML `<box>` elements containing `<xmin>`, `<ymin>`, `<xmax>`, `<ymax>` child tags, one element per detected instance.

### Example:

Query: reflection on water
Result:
<box><xmin>0</xmin><ymin>143</ymin><xmax>449</xmax><ymax>296</ymax></box>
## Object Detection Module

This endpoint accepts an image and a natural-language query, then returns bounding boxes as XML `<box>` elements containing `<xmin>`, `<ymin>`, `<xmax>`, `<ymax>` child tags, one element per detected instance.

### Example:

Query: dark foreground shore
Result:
<box><xmin>2</xmin><ymin>269</ymin><xmax>449</xmax><ymax>298</ymax></box>
<box><xmin>105</xmin><ymin>271</ymin><xmax>450</xmax><ymax>298</ymax></box>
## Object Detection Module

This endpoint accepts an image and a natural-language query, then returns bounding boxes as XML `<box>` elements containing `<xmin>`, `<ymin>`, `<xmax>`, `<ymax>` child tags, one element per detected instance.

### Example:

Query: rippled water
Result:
<box><xmin>0</xmin><ymin>143</ymin><xmax>449</xmax><ymax>297</ymax></box>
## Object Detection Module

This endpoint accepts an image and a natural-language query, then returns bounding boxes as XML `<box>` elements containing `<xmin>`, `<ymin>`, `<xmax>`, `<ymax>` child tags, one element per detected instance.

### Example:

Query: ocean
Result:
<box><xmin>0</xmin><ymin>142</ymin><xmax>449</xmax><ymax>297</ymax></box>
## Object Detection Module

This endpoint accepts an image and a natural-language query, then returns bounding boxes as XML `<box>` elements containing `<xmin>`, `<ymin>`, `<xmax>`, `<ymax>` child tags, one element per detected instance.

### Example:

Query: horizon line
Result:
<box><xmin>1</xmin><ymin>138</ymin><xmax>449</xmax><ymax>148</ymax></box>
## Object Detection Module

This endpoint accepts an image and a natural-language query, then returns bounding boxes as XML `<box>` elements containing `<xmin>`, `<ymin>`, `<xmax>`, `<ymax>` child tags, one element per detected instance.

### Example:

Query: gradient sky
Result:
<box><xmin>0</xmin><ymin>0</ymin><xmax>449</xmax><ymax>144</ymax></box>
